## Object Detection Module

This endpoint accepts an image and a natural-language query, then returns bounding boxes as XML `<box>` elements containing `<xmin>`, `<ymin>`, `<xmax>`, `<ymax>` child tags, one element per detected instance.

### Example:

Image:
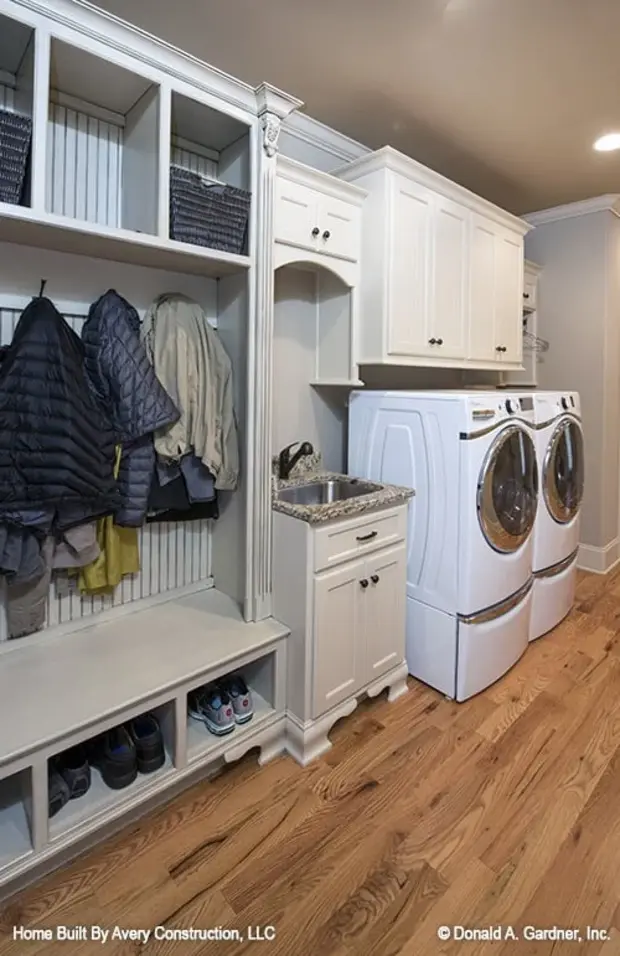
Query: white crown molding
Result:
<box><xmin>276</xmin><ymin>154</ymin><xmax>367</xmax><ymax>205</ymax></box>
<box><xmin>6</xmin><ymin>0</ymin><xmax>261</xmax><ymax>116</ymax></box>
<box><xmin>281</xmin><ymin>111</ymin><xmax>370</xmax><ymax>165</ymax></box>
<box><xmin>524</xmin><ymin>195</ymin><xmax>620</xmax><ymax>226</ymax></box>
<box><xmin>524</xmin><ymin>259</ymin><xmax>542</xmax><ymax>275</ymax></box>
<box><xmin>335</xmin><ymin>146</ymin><xmax>530</xmax><ymax>234</ymax></box>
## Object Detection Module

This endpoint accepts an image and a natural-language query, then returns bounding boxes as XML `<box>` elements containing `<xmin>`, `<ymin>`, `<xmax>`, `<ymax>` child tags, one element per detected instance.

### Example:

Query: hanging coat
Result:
<box><xmin>0</xmin><ymin>296</ymin><xmax>119</xmax><ymax>528</ymax></box>
<box><xmin>81</xmin><ymin>290</ymin><xmax>179</xmax><ymax>526</ymax></box>
<box><xmin>142</xmin><ymin>293</ymin><xmax>239</xmax><ymax>491</ymax></box>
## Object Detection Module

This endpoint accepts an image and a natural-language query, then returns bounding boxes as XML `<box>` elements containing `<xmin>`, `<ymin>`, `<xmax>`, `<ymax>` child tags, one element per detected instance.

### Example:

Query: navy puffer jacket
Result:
<box><xmin>0</xmin><ymin>297</ymin><xmax>119</xmax><ymax>527</ymax></box>
<box><xmin>82</xmin><ymin>290</ymin><xmax>179</xmax><ymax>526</ymax></box>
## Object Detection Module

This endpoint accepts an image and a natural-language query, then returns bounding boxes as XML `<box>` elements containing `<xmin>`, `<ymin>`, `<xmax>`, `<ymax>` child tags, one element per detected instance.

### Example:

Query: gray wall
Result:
<box><xmin>526</xmin><ymin>210</ymin><xmax>619</xmax><ymax>557</ymax></box>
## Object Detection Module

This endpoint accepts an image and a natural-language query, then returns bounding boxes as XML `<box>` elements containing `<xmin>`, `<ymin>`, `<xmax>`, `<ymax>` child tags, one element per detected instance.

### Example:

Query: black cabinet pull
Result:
<box><xmin>356</xmin><ymin>530</ymin><xmax>378</xmax><ymax>542</ymax></box>
<box><xmin>322</xmin><ymin>230</ymin><xmax>331</xmax><ymax>239</ymax></box>
<box><xmin>436</xmin><ymin>338</ymin><xmax>443</xmax><ymax>345</ymax></box>
<box><xmin>524</xmin><ymin>292</ymin><xmax>530</xmax><ymax>299</ymax></box>
<box><xmin>360</xmin><ymin>579</ymin><xmax>369</xmax><ymax>588</ymax></box>
<box><xmin>311</xmin><ymin>227</ymin><xmax>320</xmax><ymax>237</ymax></box>
<box><xmin>370</xmin><ymin>574</ymin><xmax>379</xmax><ymax>584</ymax></box>
<box><xmin>429</xmin><ymin>337</ymin><xmax>436</xmax><ymax>345</ymax></box>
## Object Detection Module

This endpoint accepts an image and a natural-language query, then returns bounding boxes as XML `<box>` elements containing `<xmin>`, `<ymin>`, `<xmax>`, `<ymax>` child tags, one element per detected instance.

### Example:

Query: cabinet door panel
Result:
<box><xmin>318</xmin><ymin>195</ymin><xmax>360</xmax><ymax>262</ymax></box>
<box><xmin>468</xmin><ymin>215</ymin><xmax>497</xmax><ymax>362</ymax></box>
<box><xmin>387</xmin><ymin>177</ymin><xmax>433</xmax><ymax>356</ymax></box>
<box><xmin>274</xmin><ymin>177</ymin><xmax>319</xmax><ymax>252</ymax></box>
<box><xmin>433</xmin><ymin>197</ymin><xmax>468</xmax><ymax>358</ymax></box>
<box><xmin>312</xmin><ymin>559</ymin><xmax>364</xmax><ymax>719</ymax></box>
<box><xmin>496</xmin><ymin>229</ymin><xmax>524</xmax><ymax>363</ymax></box>
<box><xmin>364</xmin><ymin>545</ymin><xmax>407</xmax><ymax>681</ymax></box>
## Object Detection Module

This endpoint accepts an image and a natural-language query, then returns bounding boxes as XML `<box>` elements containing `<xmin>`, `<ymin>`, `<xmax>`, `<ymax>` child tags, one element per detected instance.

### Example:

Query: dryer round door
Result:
<box><xmin>477</xmin><ymin>425</ymin><xmax>538</xmax><ymax>553</ymax></box>
<box><xmin>543</xmin><ymin>418</ymin><xmax>584</xmax><ymax>524</ymax></box>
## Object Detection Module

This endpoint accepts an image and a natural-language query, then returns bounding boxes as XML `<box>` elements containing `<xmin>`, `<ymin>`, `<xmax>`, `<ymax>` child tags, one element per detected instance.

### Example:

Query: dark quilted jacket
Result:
<box><xmin>0</xmin><ymin>297</ymin><xmax>119</xmax><ymax>527</ymax></box>
<box><xmin>81</xmin><ymin>290</ymin><xmax>179</xmax><ymax>526</ymax></box>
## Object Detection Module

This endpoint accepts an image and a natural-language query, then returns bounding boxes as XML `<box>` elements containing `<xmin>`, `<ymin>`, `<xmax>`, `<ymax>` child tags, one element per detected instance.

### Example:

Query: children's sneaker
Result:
<box><xmin>188</xmin><ymin>685</ymin><xmax>235</xmax><ymax>736</ymax></box>
<box><xmin>219</xmin><ymin>674</ymin><xmax>254</xmax><ymax>724</ymax></box>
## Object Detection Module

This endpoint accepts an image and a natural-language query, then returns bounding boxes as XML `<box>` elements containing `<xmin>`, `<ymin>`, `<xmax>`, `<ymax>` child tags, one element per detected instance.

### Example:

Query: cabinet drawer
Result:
<box><xmin>274</xmin><ymin>177</ymin><xmax>318</xmax><ymax>252</ymax></box>
<box><xmin>318</xmin><ymin>196</ymin><xmax>361</xmax><ymax>262</ymax></box>
<box><xmin>313</xmin><ymin>507</ymin><xmax>407</xmax><ymax>573</ymax></box>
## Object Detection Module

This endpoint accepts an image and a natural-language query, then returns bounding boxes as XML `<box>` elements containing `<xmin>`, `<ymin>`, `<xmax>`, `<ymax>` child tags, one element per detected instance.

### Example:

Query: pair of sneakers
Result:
<box><xmin>48</xmin><ymin>744</ymin><xmax>91</xmax><ymax>818</ymax></box>
<box><xmin>88</xmin><ymin>713</ymin><xmax>166</xmax><ymax>791</ymax></box>
<box><xmin>188</xmin><ymin>674</ymin><xmax>253</xmax><ymax>736</ymax></box>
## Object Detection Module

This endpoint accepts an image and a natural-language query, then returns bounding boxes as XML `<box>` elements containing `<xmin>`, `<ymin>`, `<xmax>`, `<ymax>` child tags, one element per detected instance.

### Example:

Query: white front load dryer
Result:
<box><xmin>348</xmin><ymin>390</ymin><xmax>538</xmax><ymax>701</ymax></box>
<box><xmin>530</xmin><ymin>391</ymin><xmax>584</xmax><ymax>641</ymax></box>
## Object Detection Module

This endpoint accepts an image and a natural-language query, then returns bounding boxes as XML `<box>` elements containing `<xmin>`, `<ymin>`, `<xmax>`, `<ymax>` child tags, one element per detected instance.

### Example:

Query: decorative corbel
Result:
<box><xmin>261</xmin><ymin>112</ymin><xmax>282</xmax><ymax>158</ymax></box>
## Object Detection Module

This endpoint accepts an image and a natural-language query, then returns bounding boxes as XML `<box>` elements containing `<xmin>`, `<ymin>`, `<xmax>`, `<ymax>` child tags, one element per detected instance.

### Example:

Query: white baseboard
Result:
<box><xmin>577</xmin><ymin>538</ymin><xmax>620</xmax><ymax>574</ymax></box>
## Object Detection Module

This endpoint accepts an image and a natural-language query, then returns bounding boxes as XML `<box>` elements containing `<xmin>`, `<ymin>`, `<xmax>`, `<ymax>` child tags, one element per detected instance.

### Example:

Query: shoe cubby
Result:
<box><xmin>48</xmin><ymin>700</ymin><xmax>175</xmax><ymax>841</ymax></box>
<box><xmin>168</xmin><ymin>91</ymin><xmax>251</xmax><ymax>254</ymax></box>
<box><xmin>0</xmin><ymin>13</ymin><xmax>35</xmax><ymax>209</ymax></box>
<box><xmin>0</xmin><ymin>768</ymin><xmax>34</xmax><ymax>873</ymax></box>
<box><xmin>186</xmin><ymin>652</ymin><xmax>276</xmax><ymax>764</ymax></box>
<box><xmin>47</xmin><ymin>39</ymin><xmax>160</xmax><ymax>234</ymax></box>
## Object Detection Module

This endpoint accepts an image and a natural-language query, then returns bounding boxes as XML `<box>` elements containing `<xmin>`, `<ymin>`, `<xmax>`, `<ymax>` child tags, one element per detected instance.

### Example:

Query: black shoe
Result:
<box><xmin>90</xmin><ymin>726</ymin><xmax>137</xmax><ymax>790</ymax></box>
<box><xmin>126</xmin><ymin>713</ymin><xmax>165</xmax><ymax>774</ymax></box>
<box><xmin>48</xmin><ymin>763</ymin><xmax>70</xmax><ymax>818</ymax></box>
<box><xmin>57</xmin><ymin>745</ymin><xmax>91</xmax><ymax>799</ymax></box>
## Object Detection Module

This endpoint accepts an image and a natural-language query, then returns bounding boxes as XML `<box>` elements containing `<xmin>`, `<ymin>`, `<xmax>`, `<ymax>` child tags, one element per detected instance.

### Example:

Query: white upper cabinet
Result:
<box><xmin>336</xmin><ymin>147</ymin><xmax>530</xmax><ymax>370</ymax></box>
<box><xmin>274</xmin><ymin>156</ymin><xmax>365</xmax><ymax>266</ymax></box>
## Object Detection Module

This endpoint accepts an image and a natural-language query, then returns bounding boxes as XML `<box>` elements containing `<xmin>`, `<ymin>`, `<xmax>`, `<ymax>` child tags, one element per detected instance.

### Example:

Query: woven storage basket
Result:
<box><xmin>0</xmin><ymin>109</ymin><xmax>32</xmax><ymax>206</ymax></box>
<box><xmin>169</xmin><ymin>166</ymin><xmax>250</xmax><ymax>254</ymax></box>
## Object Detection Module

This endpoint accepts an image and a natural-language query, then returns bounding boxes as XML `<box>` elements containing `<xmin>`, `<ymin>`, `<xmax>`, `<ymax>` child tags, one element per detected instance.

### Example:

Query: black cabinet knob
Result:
<box><xmin>523</xmin><ymin>292</ymin><xmax>530</xmax><ymax>299</ymax></box>
<box><xmin>429</xmin><ymin>338</ymin><xmax>436</xmax><ymax>345</ymax></box>
<box><xmin>311</xmin><ymin>227</ymin><xmax>320</xmax><ymax>237</ymax></box>
<box><xmin>370</xmin><ymin>574</ymin><xmax>379</xmax><ymax>584</ymax></box>
<box><xmin>502</xmin><ymin>346</ymin><xmax>507</xmax><ymax>352</ymax></box>
<box><xmin>496</xmin><ymin>345</ymin><xmax>502</xmax><ymax>352</ymax></box>
<box><xmin>322</xmin><ymin>230</ymin><xmax>331</xmax><ymax>239</ymax></box>
<box><xmin>436</xmin><ymin>338</ymin><xmax>443</xmax><ymax>345</ymax></box>
<box><xmin>360</xmin><ymin>579</ymin><xmax>369</xmax><ymax>589</ymax></box>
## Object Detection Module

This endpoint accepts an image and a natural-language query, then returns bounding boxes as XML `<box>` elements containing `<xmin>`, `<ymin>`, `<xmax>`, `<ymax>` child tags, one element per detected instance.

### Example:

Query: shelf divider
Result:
<box><xmin>30</xmin><ymin>27</ymin><xmax>50</xmax><ymax>215</ymax></box>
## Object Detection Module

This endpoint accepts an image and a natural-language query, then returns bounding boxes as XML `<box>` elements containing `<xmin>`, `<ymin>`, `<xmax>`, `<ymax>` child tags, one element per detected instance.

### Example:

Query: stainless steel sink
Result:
<box><xmin>277</xmin><ymin>478</ymin><xmax>378</xmax><ymax>507</ymax></box>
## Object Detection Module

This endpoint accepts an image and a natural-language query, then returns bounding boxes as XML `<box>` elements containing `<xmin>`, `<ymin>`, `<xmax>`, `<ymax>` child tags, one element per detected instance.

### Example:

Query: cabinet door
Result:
<box><xmin>495</xmin><ymin>228</ymin><xmax>524</xmax><ymax>363</ymax></box>
<box><xmin>363</xmin><ymin>545</ymin><xmax>407</xmax><ymax>682</ymax></box>
<box><xmin>274</xmin><ymin>177</ymin><xmax>319</xmax><ymax>253</ymax></box>
<box><xmin>312</xmin><ymin>559</ymin><xmax>365</xmax><ymax>719</ymax></box>
<box><xmin>318</xmin><ymin>195</ymin><xmax>360</xmax><ymax>262</ymax></box>
<box><xmin>468</xmin><ymin>215</ymin><xmax>498</xmax><ymax>362</ymax></box>
<box><xmin>432</xmin><ymin>197</ymin><xmax>468</xmax><ymax>359</ymax></box>
<box><xmin>387</xmin><ymin>176</ymin><xmax>433</xmax><ymax>356</ymax></box>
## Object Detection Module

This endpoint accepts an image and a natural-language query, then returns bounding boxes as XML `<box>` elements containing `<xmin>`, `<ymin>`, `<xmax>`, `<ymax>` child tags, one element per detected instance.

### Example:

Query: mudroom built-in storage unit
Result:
<box><xmin>0</xmin><ymin>0</ymin><xmax>302</xmax><ymax>901</ymax></box>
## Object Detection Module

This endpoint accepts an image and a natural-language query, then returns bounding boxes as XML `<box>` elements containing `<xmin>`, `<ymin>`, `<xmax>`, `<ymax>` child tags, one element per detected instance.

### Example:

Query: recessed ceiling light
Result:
<box><xmin>594</xmin><ymin>133</ymin><xmax>620</xmax><ymax>152</ymax></box>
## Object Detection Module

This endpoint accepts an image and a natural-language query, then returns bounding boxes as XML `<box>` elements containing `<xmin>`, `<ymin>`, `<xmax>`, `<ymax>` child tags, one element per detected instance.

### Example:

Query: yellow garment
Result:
<box><xmin>78</xmin><ymin>447</ymin><xmax>140</xmax><ymax>594</ymax></box>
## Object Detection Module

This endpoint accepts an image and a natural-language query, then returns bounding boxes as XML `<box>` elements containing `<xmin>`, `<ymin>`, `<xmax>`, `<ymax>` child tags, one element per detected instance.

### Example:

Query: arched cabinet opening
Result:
<box><xmin>273</xmin><ymin>260</ymin><xmax>360</xmax><ymax>473</ymax></box>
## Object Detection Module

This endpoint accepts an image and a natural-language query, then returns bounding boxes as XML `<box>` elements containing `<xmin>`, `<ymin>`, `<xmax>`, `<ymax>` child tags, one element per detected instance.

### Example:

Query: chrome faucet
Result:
<box><xmin>278</xmin><ymin>441</ymin><xmax>314</xmax><ymax>481</ymax></box>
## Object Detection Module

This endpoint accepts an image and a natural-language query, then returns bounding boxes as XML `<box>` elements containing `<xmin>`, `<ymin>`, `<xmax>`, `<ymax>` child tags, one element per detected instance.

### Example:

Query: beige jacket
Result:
<box><xmin>142</xmin><ymin>294</ymin><xmax>239</xmax><ymax>490</ymax></box>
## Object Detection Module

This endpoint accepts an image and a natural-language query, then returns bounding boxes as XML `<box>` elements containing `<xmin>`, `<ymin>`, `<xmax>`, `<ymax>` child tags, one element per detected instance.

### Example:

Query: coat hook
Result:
<box><xmin>39</xmin><ymin>279</ymin><xmax>47</xmax><ymax>298</ymax></box>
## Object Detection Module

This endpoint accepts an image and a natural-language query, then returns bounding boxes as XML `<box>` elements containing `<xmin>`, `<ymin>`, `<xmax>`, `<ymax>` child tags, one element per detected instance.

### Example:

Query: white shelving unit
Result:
<box><xmin>0</xmin><ymin>0</ymin><xmax>303</xmax><ymax>901</ymax></box>
<box><xmin>0</xmin><ymin>588</ymin><xmax>288</xmax><ymax>896</ymax></box>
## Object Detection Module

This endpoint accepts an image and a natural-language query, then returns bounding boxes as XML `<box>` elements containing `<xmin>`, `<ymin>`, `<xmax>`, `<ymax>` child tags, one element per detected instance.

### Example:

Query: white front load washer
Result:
<box><xmin>530</xmin><ymin>391</ymin><xmax>584</xmax><ymax>641</ymax></box>
<box><xmin>348</xmin><ymin>390</ymin><xmax>538</xmax><ymax>701</ymax></box>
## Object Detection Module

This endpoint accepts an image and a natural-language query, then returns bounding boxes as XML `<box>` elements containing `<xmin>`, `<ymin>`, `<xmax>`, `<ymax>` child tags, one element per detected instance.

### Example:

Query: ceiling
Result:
<box><xmin>93</xmin><ymin>0</ymin><xmax>620</xmax><ymax>214</ymax></box>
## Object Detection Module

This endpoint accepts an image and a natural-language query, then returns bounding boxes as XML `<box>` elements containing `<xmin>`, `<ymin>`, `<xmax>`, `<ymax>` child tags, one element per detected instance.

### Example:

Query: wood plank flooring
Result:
<box><xmin>2</xmin><ymin>568</ymin><xmax>620</xmax><ymax>955</ymax></box>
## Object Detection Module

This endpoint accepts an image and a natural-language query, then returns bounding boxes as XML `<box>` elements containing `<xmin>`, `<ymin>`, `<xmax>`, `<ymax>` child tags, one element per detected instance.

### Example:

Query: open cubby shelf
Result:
<box><xmin>0</xmin><ymin>587</ymin><xmax>288</xmax><ymax>896</ymax></box>
<box><xmin>0</xmin><ymin>11</ymin><xmax>254</xmax><ymax>273</ymax></box>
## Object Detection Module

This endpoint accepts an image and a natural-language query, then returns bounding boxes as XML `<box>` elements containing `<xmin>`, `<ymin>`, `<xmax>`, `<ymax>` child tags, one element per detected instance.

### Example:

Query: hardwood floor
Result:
<box><xmin>3</xmin><ymin>568</ymin><xmax>620</xmax><ymax>955</ymax></box>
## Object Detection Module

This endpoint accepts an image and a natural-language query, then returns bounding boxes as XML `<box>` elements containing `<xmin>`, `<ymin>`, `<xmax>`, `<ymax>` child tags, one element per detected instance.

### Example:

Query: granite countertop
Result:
<box><xmin>272</xmin><ymin>452</ymin><xmax>414</xmax><ymax>525</ymax></box>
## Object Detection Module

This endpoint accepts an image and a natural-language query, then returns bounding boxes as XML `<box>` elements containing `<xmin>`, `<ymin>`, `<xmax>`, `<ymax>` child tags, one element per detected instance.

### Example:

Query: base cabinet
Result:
<box><xmin>273</xmin><ymin>505</ymin><xmax>409</xmax><ymax>765</ymax></box>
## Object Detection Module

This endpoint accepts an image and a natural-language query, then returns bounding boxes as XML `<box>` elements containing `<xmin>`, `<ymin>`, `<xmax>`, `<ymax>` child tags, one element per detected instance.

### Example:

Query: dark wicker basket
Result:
<box><xmin>0</xmin><ymin>109</ymin><xmax>32</xmax><ymax>206</ymax></box>
<box><xmin>169</xmin><ymin>166</ymin><xmax>250</xmax><ymax>254</ymax></box>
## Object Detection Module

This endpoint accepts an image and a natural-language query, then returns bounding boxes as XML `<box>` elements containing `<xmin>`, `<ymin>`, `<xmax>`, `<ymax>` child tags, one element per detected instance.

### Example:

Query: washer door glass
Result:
<box><xmin>544</xmin><ymin>419</ymin><xmax>584</xmax><ymax>523</ymax></box>
<box><xmin>477</xmin><ymin>425</ymin><xmax>538</xmax><ymax>553</ymax></box>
